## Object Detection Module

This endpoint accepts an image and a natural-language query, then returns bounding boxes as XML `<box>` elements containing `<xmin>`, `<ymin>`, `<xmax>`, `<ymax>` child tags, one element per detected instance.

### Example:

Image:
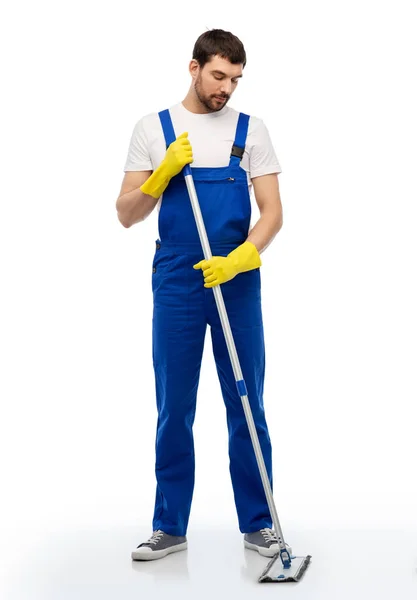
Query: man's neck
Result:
<box><xmin>181</xmin><ymin>91</ymin><xmax>212</xmax><ymax>114</ymax></box>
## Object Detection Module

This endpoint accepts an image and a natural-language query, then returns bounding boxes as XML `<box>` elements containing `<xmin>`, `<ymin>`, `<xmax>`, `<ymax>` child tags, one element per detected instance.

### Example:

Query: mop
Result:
<box><xmin>183</xmin><ymin>163</ymin><xmax>312</xmax><ymax>583</ymax></box>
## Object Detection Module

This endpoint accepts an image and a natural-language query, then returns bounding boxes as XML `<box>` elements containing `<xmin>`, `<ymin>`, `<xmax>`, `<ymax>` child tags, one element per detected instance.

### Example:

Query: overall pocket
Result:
<box><xmin>152</xmin><ymin>253</ymin><xmax>189</xmax><ymax>332</ymax></box>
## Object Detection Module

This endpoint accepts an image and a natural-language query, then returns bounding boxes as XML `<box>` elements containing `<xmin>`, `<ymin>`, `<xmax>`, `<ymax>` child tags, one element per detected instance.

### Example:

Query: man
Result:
<box><xmin>116</xmin><ymin>29</ymin><xmax>287</xmax><ymax>561</ymax></box>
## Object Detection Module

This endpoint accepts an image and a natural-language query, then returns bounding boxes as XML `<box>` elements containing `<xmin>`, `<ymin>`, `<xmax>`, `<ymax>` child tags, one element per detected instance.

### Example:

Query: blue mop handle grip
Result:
<box><xmin>183</xmin><ymin>164</ymin><xmax>192</xmax><ymax>177</ymax></box>
<box><xmin>236</xmin><ymin>379</ymin><xmax>248</xmax><ymax>397</ymax></box>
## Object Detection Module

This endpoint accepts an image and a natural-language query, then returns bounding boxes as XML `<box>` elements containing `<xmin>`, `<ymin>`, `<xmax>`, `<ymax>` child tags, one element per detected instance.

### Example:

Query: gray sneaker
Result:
<box><xmin>131</xmin><ymin>530</ymin><xmax>187</xmax><ymax>561</ymax></box>
<box><xmin>244</xmin><ymin>528</ymin><xmax>292</xmax><ymax>558</ymax></box>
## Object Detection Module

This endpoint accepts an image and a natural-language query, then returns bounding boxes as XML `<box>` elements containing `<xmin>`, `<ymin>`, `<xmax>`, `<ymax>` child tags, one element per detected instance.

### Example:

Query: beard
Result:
<box><xmin>194</xmin><ymin>74</ymin><xmax>229</xmax><ymax>112</ymax></box>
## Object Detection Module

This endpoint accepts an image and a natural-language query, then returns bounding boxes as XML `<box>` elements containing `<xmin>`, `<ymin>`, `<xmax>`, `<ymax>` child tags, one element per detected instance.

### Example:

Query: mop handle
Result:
<box><xmin>183</xmin><ymin>165</ymin><xmax>287</xmax><ymax>550</ymax></box>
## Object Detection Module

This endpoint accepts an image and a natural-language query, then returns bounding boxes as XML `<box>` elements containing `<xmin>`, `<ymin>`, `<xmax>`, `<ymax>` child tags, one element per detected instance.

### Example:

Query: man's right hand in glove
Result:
<box><xmin>140</xmin><ymin>132</ymin><xmax>193</xmax><ymax>199</ymax></box>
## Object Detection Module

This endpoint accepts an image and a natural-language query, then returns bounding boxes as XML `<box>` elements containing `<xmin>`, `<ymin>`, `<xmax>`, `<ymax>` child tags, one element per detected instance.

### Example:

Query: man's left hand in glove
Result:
<box><xmin>193</xmin><ymin>241</ymin><xmax>261</xmax><ymax>288</ymax></box>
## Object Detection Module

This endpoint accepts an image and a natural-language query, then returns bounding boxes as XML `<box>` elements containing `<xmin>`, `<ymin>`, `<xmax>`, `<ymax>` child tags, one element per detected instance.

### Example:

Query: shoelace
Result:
<box><xmin>146</xmin><ymin>530</ymin><xmax>164</xmax><ymax>545</ymax></box>
<box><xmin>260</xmin><ymin>528</ymin><xmax>278</xmax><ymax>543</ymax></box>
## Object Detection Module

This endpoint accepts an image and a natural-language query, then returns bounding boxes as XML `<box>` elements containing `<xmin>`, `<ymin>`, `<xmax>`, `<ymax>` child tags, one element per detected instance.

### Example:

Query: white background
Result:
<box><xmin>1</xmin><ymin>0</ymin><xmax>416</xmax><ymax>597</ymax></box>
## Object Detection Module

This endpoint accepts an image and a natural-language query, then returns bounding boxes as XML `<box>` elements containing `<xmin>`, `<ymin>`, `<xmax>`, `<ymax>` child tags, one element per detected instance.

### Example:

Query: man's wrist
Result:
<box><xmin>227</xmin><ymin>241</ymin><xmax>261</xmax><ymax>273</ymax></box>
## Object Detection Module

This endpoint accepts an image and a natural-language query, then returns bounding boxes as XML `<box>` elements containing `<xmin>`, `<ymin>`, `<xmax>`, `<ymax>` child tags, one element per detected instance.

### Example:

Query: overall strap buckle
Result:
<box><xmin>229</xmin><ymin>112</ymin><xmax>250</xmax><ymax>166</ymax></box>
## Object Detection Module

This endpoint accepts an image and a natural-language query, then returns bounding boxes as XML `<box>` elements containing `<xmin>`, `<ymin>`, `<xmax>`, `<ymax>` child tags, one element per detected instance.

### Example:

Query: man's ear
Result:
<box><xmin>189</xmin><ymin>59</ymin><xmax>200</xmax><ymax>80</ymax></box>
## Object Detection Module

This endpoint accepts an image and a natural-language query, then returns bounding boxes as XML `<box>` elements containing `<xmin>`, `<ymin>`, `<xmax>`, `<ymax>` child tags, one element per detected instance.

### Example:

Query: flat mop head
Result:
<box><xmin>258</xmin><ymin>552</ymin><xmax>312</xmax><ymax>583</ymax></box>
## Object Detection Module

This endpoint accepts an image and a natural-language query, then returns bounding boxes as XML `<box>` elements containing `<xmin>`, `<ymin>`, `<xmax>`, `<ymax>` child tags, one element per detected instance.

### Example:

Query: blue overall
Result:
<box><xmin>151</xmin><ymin>108</ymin><xmax>273</xmax><ymax>536</ymax></box>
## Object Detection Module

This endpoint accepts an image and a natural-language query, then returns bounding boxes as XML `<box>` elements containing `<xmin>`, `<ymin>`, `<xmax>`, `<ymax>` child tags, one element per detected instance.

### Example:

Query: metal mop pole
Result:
<box><xmin>183</xmin><ymin>164</ymin><xmax>292</xmax><ymax>569</ymax></box>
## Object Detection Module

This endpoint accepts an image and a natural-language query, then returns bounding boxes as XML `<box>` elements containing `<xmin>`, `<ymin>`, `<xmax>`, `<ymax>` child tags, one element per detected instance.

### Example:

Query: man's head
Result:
<box><xmin>189</xmin><ymin>29</ymin><xmax>246</xmax><ymax>113</ymax></box>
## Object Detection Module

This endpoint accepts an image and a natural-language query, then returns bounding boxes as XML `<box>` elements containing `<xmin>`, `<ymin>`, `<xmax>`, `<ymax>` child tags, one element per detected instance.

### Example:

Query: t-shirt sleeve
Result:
<box><xmin>249</xmin><ymin>119</ymin><xmax>282</xmax><ymax>179</ymax></box>
<box><xmin>123</xmin><ymin>118</ymin><xmax>153</xmax><ymax>172</ymax></box>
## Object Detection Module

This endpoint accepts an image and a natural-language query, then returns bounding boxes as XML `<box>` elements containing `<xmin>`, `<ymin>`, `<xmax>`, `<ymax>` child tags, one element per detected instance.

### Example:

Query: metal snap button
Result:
<box><xmin>152</xmin><ymin>267</ymin><xmax>156</xmax><ymax>273</ymax></box>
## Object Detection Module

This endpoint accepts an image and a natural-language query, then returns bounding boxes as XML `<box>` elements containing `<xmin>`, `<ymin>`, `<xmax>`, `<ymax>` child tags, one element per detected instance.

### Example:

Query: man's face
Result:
<box><xmin>193</xmin><ymin>55</ymin><xmax>243</xmax><ymax>112</ymax></box>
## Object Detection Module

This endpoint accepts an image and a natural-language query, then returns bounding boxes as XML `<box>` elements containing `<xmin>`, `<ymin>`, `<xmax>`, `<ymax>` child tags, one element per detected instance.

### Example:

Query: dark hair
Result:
<box><xmin>192</xmin><ymin>29</ymin><xmax>246</xmax><ymax>69</ymax></box>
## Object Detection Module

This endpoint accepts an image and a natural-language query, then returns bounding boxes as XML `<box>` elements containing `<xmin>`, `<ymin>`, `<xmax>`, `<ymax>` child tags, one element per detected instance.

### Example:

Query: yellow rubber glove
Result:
<box><xmin>193</xmin><ymin>241</ymin><xmax>262</xmax><ymax>288</ymax></box>
<box><xmin>140</xmin><ymin>132</ymin><xmax>193</xmax><ymax>199</ymax></box>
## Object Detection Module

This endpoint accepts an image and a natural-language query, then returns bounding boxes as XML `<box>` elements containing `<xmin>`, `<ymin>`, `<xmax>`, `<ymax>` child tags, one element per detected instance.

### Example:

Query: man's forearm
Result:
<box><xmin>116</xmin><ymin>187</ymin><xmax>159</xmax><ymax>228</ymax></box>
<box><xmin>246</xmin><ymin>209</ymin><xmax>283</xmax><ymax>253</ymax></box>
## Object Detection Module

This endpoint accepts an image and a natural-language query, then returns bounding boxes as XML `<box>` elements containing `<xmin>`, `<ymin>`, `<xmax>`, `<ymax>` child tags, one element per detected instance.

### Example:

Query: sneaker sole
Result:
<box><xmin>131</xmin><ymin>541</ymin><xmax>188</xmax><ymax>561</ymax></box>
<box><xmin>244</xmin><ymin>540</ymin><xmax>292</xmax><ymax>558</ymax></box>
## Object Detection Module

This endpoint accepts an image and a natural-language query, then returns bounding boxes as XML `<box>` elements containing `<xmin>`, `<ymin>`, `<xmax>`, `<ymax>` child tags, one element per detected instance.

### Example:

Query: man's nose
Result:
<box><xmin>220</xmin><ymin>80</ymin><xmax>232</xmax><ymax>95</ymax></box>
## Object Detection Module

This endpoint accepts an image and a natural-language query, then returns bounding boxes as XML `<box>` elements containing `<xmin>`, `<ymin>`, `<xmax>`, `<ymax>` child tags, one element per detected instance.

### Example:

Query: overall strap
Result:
<box><xmin>158</xmin><ymin>109</ymin><xmax>176</xmax><ymax>148</ymax></box>
<box><xmin>229</xmin><ymin>112</ymin><xmax>250</xmax><ymax>166</ymax></box>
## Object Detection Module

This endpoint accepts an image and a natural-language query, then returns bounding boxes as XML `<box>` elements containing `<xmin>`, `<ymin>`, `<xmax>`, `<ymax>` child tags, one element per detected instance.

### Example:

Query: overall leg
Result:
<box><xmin>208</xmin><ymin>269</ymin><xmax>273</xmax><ymax>533</ymax></box>
<box><xmin>152</xmin><ymin>252</ymin><xmax>206</xmax><ymax>537</ymax></box>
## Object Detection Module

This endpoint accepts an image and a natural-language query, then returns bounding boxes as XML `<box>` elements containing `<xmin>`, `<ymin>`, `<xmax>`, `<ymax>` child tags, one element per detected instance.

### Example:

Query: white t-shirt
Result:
<box><xmin>123</xmin><ymin>102</ymin><xmax>282</xmax><ymax>210</ymax></box>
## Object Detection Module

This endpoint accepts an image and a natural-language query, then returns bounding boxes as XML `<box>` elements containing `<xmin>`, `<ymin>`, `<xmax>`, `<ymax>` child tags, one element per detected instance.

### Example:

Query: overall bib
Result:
<box><xmin>151</xmin><ymin>109</ymin><xmax>273</xmax><ymax>536</ymax></box>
